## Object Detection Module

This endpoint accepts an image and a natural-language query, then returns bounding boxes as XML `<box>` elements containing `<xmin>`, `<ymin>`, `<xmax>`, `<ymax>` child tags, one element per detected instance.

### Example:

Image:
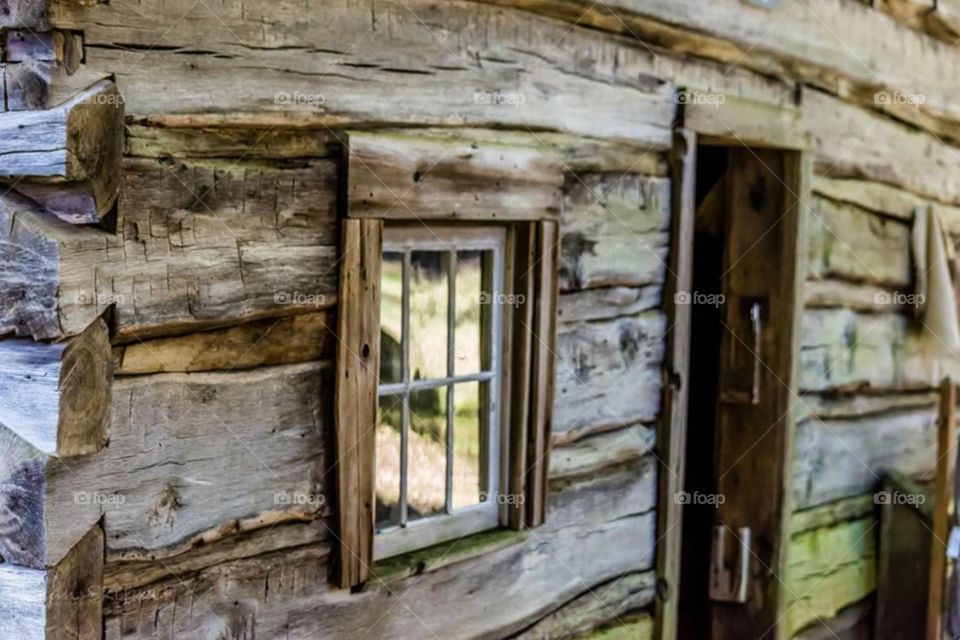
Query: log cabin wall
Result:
<box><xmin>1</xmin><ymin>0</ymin><xmax>959</xmax><ymax>637</ymax></box>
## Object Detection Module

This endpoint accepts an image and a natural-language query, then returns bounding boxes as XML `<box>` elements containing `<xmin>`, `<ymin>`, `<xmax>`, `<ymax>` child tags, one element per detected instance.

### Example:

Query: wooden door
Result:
<box><xmin>710</xmin><ymin>148</ymin><xmax>808</xmax><ymax>639</ymax></box>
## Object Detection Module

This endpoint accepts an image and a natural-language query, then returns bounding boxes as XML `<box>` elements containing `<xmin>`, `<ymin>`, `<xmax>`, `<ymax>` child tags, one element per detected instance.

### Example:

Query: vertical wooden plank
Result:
<box><xmin>711</xmin><ymin>148</ymin><xmax>808</xmax><ymax>640</ymax></box>
<box><xmin>654</xmin><ymin>129</ymin><xmax>697</xmax><ymax>640</ymax></box>
<box><xmin>334</xmin><ymin>218</ymin><xmax>382</xmax><ymax>588</ymax></box>
<box><xmin>927</xmin><ymin>377</ymin><xmax>956</xmax><ymax>640</ymax></box>
<box><xmin>526</xmin><ymin>220</ymin><xmax>559</xmax><ymax>527</ymax></box>
<box><xmin>507</xmin><ymin>222</ymin><xmax>536</xmax><ymax>530</ymax></box>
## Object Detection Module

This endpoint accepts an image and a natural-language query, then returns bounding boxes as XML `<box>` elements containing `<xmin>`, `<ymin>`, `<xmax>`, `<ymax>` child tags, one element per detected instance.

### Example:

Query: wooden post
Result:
<box><xmin>654</xmin><ymin>128</ymin><xmax>697</xmax><ymax>640</ymax></box>
<box><xmin>927</xmin><ymin>377</ymin><xmax>957</xmax><ymax>640</ymax></box>
<box><xmin>334</xmin><ymin>218</ymin><xmax>382</xmax><ymax>588</ymax></box>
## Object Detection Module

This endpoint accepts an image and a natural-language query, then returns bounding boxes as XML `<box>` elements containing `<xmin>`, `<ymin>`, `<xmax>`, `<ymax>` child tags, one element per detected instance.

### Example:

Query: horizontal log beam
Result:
<box><xmin>0</xmin><ymin>79</ymin><xmax>123</xmax><ymax>223</ymax></box>
<box><xmin>346</xmin><ymin>129</ymin><xmax>563</xmax><ymax>221</ymax></box>
<box><xmin>0</xmin><ymin>316</ymin><xmax>111</xmax><ymax>456</ymax></box>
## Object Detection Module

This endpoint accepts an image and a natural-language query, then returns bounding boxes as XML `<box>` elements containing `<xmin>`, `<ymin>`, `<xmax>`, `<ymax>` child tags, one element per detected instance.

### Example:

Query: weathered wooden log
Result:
<box><xmin>0</xmin><ymin>525</ymin><xmax>103</xmax><ymax>640</ymax></box>
<box><xmin>793</xmin><ymin>405</ymin><xmax>937</xmax><ymax>509</ymax></box>
<box><xmin>0</xmin><ymin>316</ymin><xmax>111</xmax><ymax>456</ymax></box>
<box><xmin>553</xmin><ymin>310</ymin><xmax>665</xmax><ymax>440</ymax></box>
<box><xmin>550</xmin><ymin>422</ymin><xmax>655</xmax><ymax>478</ymax></box>
<box><xmin>558</xmin><ymin>285</ymin><xmax>661</xmax><ymax>325</ymax></box>
<box><xmin>560</xmin><ymin>173</ymin><xmax>670</xmax><ymax>292</ymax></box>
<box><xmin>102</xmin><ymin>460</ymin><xmax>656</xmax><ymax>639</ymax></box>
<box><xmin>476</xmin><ymin>0</ymin><xmax>960</xmax><ymax>145</ymax></box>
<box><xmin>0</xmin><ymin>79</ymin><xmax>123</xmax><ymax>224</ymax></box>
<box><xmin>514</xmin><ymin>571</ymin><xmax>655</xmax><ymax>639</ymax></box>
<box><xmin>784</xmin><ymin>516</ymin><xmax>876</xmax><ymax>636</ymax></box>
<box><xmin>807</xmin><ymin>197</ymin><xmax>911</xmax><ymax>288</ymax></box>
<box><xmin>113</xmin><ymin>311</ymin><xmax>334</xmax><ymax>375</ymax></box>
<box><xmin>0</xmin><ymin>151</ymin><xmax>339</xmax><ymax>342</ymax></box>
<box><xmin>346</xmin><ymin>129</ymin><xmax>564</xmax><ymax>221</ymax></box>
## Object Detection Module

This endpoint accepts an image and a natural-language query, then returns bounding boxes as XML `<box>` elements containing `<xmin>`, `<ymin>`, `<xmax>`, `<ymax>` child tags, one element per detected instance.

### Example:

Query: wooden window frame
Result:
<box><xmin>334</xmin><ymin>130</ymin><xmax>562</xmax><ymax>588</ymax></box>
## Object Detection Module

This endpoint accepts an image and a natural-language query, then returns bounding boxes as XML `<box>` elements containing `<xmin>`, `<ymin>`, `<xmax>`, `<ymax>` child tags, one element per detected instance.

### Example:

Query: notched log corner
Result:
<box><xmin>0</xmin><ymin>316</ymin><xmax>112</xmax><ymax>457</ymax></box>
<box><xmin>0</xmin><ymin>78</ymin><xmax>125</xmax><ymax>224</ymax></box>
<box><xmin>0</xmin><ymin>524</ymin><xmax>103</xmax><ymax>640</ymax></box>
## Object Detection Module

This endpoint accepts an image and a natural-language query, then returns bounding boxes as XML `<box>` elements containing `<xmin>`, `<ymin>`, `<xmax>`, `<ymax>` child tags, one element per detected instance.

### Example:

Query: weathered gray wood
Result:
<box><xmin>560</xmin><ymin>173</ymin><xmax>670</xmax><ymax>292</ymax></box>
<box><xmin>550</xmin><ymin>422</ymin><xmax>655</xmax><ymax>479</ymax></box>
<box><xmin>0</xmin><ymin>524</ymin><xmax>103</xmax><ymax>640</ymax></box>
<box><xmin>553</xmin><ymin>310</ymin><xmax>665</xmax><ymax>440</ymax></box>
<box><xmin>103</xmin><ymin>460</ymin><xmax>656</xmax><ymax>639</ymax></box>
<box><xmin>0</xmin><ymin>79</ymin><xmax>124</xmax><ymax>223</ymax></box>
<box><xmin>476</xmin><ymin>0</ymin><xmax>960</xmax><ymax>146</ymax></box>
<box><xmin>0</xmin><ymin>316</ymin><xmax>111</xmax><ymax>456</ymax></box>
<box><xmin>347</xmin><ymin>130</ymin><xmax>564</xmax><ymax>221</ymax></box>
<box><xmin>807</xmin><ymin>197</ymin><xmax>911</xmax><ymax>288</ymax></box>
<box><xmin>0</xmin><ymin>361</ymin><xmax>329</xmax><ymax>572</ymax></box>
<box><xmin>514</xmin><ymin>571</ymin><xmax>656</xmax><ymax>639</ymax></box>
<box><xmin>49</xmin><ymin>0</ymin><xmax>674</xmax><ymax>144</ymax></box>
<box><xmin>0</xmin><ymin>0</ymin><xmax>47</xmax><ymax>30</ymax></box>
<box><xmin>793</xmin><ymin>406</ymin><xmax>937</xmax><ymax>509</ymax></box>
<box><xmin>0</xmin><ymin>151</ymin><xmax>339</xmax><ymax>342</ymax></box>
<box><xmin>557</xmin><ymin>285</ymin><xmax>662</xmax><ymax>325</ymax></box>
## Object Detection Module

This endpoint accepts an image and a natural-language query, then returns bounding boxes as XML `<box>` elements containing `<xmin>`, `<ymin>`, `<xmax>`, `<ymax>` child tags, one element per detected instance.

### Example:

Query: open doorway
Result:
<box><xmin>672</xmin><ymin>144</ymin><xmax>807</xmax><ymax>639</ymax></box>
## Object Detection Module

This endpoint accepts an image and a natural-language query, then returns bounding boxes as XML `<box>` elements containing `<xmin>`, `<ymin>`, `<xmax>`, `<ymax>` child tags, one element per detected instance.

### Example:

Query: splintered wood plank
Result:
<box><xmin>654</xmin><ymin>128</ymin><xmax>696</xmax><ymax>640</ymax></box>
<box><xmin>0</xmin><ymin>79</ymin><xmax>124</xmax><ymax>223</ymax></box>
<box><xmin>0</xmin><ymin>316</ymin><xmax>111</xmax><ymax>456</ymax></box>
<box><xmin>334</xmin><ymin>218</ymin><xmax>382</xmax><ymax>588</ymax></box>
<box><xmin>346</xmin><ymin>130</ymin><xmax>563</xmax><ymax>221</ymax></box>
<box><xmin>0</xmin><ymin>524</ymin><xmax>103</xmax><ymax>640</ymax></box>
<box><xmin>526</xmin><ymin>220</ymin><xmax>559</xmax><ymax>527</ymax></box>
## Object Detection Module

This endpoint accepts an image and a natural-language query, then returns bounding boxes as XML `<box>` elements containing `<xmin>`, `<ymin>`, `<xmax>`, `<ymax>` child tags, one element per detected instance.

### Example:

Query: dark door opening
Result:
<box><xmin>678</xmin><ymin>145</ymin><xmax>728</xmax><ymax>640</ymax></box>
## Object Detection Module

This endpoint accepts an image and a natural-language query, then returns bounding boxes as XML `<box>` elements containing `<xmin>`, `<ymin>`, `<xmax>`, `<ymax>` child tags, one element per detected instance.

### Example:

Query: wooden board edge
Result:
<box><xmin>653</xmin><ymin>128</ymin><xmax>697</xmax><ymax>640</ymax></box>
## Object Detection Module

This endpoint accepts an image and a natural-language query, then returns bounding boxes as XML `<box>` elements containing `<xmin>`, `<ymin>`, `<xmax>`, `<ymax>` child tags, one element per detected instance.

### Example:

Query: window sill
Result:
<box><xmin>365</xmin><ymin>528</ymin><xmax>528</xmax><ymax>587</ymax></box>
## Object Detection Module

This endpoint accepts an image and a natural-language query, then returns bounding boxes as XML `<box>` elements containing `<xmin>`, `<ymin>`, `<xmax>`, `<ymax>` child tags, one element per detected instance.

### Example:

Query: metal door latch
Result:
<box><xmin>710</xmin><ymin>525</ymin><xmax>751</xmax><ymax>603</ymax></box>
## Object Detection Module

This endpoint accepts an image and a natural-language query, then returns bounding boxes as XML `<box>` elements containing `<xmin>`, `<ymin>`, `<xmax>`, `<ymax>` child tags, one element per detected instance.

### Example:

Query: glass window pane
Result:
<box><xmin>375</xmin><ymin>393</ymin><xmax>404</xmax><ymax>530</ymax></box>
<box><xmin>409</xmin><ymin>251</ymin><xmax>449</xmax><ymax>381</ymax></box>
<box><xmin>407</xmin><ymin>385</ymin><xmax>448</xmax><ymax>521</ymax></box>
<box><xmin>452</xmin><ymin>381</ymin><xmax>484</xmax><ymax>510</ymax></box>
<box><xmin>379</xmin><ymin>252</ymin><xmax>404</xmax><ymax>385</ymax></box>
<box><xmin>454</xmin><ymin>250</ymin><xmax>489</xmax><ymax>376</ymax></box>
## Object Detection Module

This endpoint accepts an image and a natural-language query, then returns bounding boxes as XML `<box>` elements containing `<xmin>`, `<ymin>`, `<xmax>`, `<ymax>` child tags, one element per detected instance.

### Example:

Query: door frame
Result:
<box><xmin>654</xmin><ymin>90</ymin><xmax>811</xmax><ymax>640</ymax></box>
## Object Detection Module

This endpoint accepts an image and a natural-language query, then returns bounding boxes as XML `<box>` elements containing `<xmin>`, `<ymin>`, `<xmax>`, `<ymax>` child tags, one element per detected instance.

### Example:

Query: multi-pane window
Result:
<box><xmin>374</xmin><ymin>226</ymin><xmax>506</xmax><ymax>560</ymax></box>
